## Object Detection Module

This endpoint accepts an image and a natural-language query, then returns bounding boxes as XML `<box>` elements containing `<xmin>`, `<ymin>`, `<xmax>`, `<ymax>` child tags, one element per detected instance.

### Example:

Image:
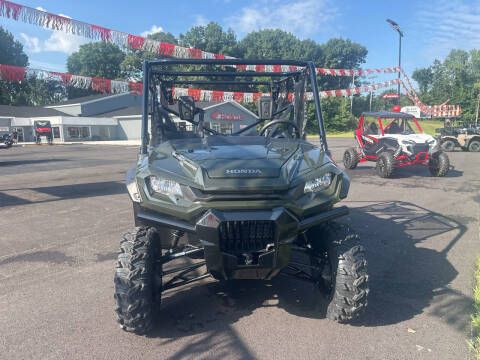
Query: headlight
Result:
<box><xmin>304</xmin><ymin>173</ymin><xmax>333</xmax><ymax>193</ymax></box>
<box><xmin>149</xmin><ymin>176</ymin><xmax>183</xmax><ymax>197</ymax></box>
<box><xmin>126</xmin><ymin>180</ymin><xmax>141</xmax><ymax>203</ymax></box>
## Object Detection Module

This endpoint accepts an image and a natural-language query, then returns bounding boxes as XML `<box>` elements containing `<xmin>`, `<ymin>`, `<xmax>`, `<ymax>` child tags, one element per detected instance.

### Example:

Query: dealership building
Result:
<box><xmin>0</xmin><ymin>93</ymin><xmax>258</xmax><ymax>142</ymax></box>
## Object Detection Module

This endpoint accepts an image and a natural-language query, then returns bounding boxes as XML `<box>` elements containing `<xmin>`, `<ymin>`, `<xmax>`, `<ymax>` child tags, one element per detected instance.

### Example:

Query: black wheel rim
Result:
<box><xmin>471</xmin><ymin>142</ymin><xmax>480</xmax><ymax>151</ymax></box>
<box><xmin>312</xmin><ymin>251</ymin><xmax>334</xmax><ymax>297</ymax></box>
<box><xmin>378</xmin><ymin>158</ymin><xmax>385</xmax><ymax>174</ymax></box>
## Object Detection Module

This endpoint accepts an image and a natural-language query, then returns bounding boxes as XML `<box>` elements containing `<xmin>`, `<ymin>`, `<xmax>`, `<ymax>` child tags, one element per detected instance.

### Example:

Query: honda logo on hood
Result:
<box><xmin>225</xmin><ymin>168</ymin><xmax>263</xmax><ymax>176</ymax></box>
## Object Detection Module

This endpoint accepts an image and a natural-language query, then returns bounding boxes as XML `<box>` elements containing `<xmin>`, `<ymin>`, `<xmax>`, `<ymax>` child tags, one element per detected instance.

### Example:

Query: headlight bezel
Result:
<box><xmin>148</xmin><ymin>175</ymin><xmax>183</xmax><ymax>197</ymax></box>
<box><xmin>304</xmin><ymin>173</ymin><xmax>333</xmax><ymax>193</ymax></box>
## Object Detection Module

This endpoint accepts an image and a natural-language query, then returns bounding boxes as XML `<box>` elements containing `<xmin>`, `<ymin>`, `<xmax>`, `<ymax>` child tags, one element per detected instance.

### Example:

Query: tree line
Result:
<box><xmin>413</xmin><ymin>49</ymin><xmax>480</xmax><ymax>122</ymax></box>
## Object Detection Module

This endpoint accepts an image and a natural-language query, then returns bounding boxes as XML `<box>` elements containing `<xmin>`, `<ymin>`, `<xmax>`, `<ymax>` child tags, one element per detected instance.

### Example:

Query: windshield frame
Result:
<box><xmin>140</xmin><ymin>59</ymin><xmax>328</xmax><ymax>154</ymax></box>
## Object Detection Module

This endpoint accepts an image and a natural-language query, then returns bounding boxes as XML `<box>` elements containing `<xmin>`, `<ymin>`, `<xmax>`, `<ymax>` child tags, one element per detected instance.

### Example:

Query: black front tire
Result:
<box><xmin>468</xmin><ymin>140</ymin><xmax>480</xmax><ymax>152</ymax></box>
<box><xmin>441</xmin><ymin>140</ymin><xmax>456</xmax><ymax>152</ymax></box>
<box><xmin>343</xmin><ymin>147</ymin><xmax>360</xmax><ymax>169</ymax></box>
<box><xmin>310</xmin><ymin>222</ymin><xmax>368</xmax><ymax>323</ymax></box>
<box><xmin>376</xmin><ymin>151</ymin><xmax>394</xmax><ymax>178</ymax></box>
<box><xmin>114</xmin><ymin>227</ymin><xmax>161</xmax><ymax>334</ymax></box>
<box><xmin>428</xmin><ymin>151</ymin><xmax>449</xmax><ymax>177</ymax></box>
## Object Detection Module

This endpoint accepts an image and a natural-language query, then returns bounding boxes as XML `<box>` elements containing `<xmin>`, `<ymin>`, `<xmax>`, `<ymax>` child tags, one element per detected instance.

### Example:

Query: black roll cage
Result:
<box><xmin>141</xmin><ymin>59</ymin><xmax>328</xmax><ymax>154</ymax></box>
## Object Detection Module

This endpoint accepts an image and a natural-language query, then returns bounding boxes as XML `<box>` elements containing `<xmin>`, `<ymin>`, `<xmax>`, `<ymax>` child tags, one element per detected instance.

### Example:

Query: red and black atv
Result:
<box><xmin>34</xmin><ymin>120</ymin><xmax>53</xmax><ymax>145</ymax></box>
<box><xmin>343</xmin><ymin>111</ymin><xmax>450</xmax><ymax>178</ymax></box>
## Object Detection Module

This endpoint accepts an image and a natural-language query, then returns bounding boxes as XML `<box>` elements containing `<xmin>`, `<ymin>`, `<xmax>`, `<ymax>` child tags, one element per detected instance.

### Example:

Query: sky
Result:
<box><xmin>2</xmin><ymin>0</ymin><xmax>480</xmax><ymax>82</ymax></box>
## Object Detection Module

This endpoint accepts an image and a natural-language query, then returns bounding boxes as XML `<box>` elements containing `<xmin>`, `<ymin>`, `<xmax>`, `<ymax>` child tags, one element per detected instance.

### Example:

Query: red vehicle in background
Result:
<box><xmin>34</xmin><ymin>120</ymin><xmax>53</xmax><ymax>145</ymax></box>
<box><xmin>343</xmin><ymin>111</ymin><xmax>450</xmax><ymax>178</ymax></box>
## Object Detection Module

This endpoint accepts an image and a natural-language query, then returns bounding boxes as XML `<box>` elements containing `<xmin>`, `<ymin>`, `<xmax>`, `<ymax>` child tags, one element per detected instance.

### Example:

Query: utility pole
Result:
<box><xmin>475</xmin><ymin>92</ymin><xmax>480</xmax><ymax>127</ymax></box>
<box><xmin>387</xmin><ymin>19</ymin><xmax>404</xmax><ymax>105</ymax></box>
<box><xmin>350</xmin><ymin>73</ymin><xmax>355</xmax><ymax>113</ymax></box>
<box><xmin>369</xmin><ymin>91</ymin><xmax>373</xmax><ymax>111</ymax></box>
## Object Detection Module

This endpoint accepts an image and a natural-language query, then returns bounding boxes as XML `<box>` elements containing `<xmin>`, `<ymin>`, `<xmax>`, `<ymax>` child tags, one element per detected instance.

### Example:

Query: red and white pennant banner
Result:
<box><xmin>317</xmin><ymin>67</ymin><xmax>400</xmax><ymax>77</ymax></box>
<box><xmin>400</xmin><ymin>80</ymin><xmax>462</xmax><ymax>117</ymax></box>
<box><xmin>318</xmin><ymin>79</ymin><xmax>400</xmax><ymax>98</ymax></box>
<box><xmin>172</xmin><ymin>79</ymin><xmax>402</xmax><ymax>101</ymax></box>
<box><xmin>0</xmin><ymin>63</ymin><xmax>402</xmax><ymax>101</ymax></box>
<box><xmin>0</xmin><ymin>0</ymin><xmax>233</xmax><ymax>60</ymax></box>
<box><xmin>1</xmin><ymin>0</ymin><xmax>399</xmax><ymax>76</ymax></box>
<box><xmin>0</xmin><ymin>63</ymin><xmax>141</xmax><ymax>94</ymax></box>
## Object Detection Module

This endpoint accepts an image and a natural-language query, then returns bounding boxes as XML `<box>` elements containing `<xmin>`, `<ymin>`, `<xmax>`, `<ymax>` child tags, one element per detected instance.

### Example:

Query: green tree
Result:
<box><xmin>0</xmin><ymin>26</ymin><xmax>28</xmax><ymax>67</ymax></box>
<box><xmin>120</xmin><ymin>32</ymin><xmax>179</xmax><ymax>80</ymax></box>
<box><xmin>0</xmin><ymin>27</ymin><xmax>60</xmax><ymax>105</ymax></box>
<box><xmin>320</xmin><ymin>38</ymin><xmax>367</xmax><ymax>70</ymax></box>
<box><xmin>412</xmin><ymin>67</ymin><xmax>433</xmax><ymax>93</ymax></box>
<box><xmin>67</xmin><ymin>42</ymin><xmax>125</xmax><ymax>78</ymax></box>
<box><xmin>148</xmin><ymin>31</ymin><xmax>178</xmax><ymax>44</ymax></box>
<box><xmin>179</xmin><ymin>22</ymin><xmax>237</xmax><ymax>55</ymax></box>
<box><xmin>237</xmin><ymin>29</ymin><xmax>323</xmax><ymax>62</ymax></box>
<box><xmin>412</xmin><ymin>49</ymin><xmax>480</xmax><ymax>121</ymax></box>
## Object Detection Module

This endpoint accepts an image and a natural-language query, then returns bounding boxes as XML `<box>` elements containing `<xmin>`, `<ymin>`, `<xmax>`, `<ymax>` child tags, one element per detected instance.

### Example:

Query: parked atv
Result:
<box><xmin>436</xmin><ymin>121</ymin><xmax>480</xmax><ymax>152</ymax></box>
<box><xmin>343</xmin><ymin>111</ymin><xmax>449</xmax><ymax>178</ymax></box>
<box><xmin>114</xmin><ymin>59</ymin><xmax>369</xmax><ymax>334</ymax></box>
<box><xmin>0</xmin><ymin>133</ymin><xmax>13</xmax><ymax>149</ymax></box>
<box><xmin>34</xmin><ymin>120</ymin><xmax>53</xmax><ymax>145</ymax></box>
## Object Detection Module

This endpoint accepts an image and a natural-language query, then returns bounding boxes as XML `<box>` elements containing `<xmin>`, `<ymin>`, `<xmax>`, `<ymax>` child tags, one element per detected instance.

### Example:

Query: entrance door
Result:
<box><xmin>12</xmin><ymin>127</ymin><xmax>24</xmax><ymax>142</ymax></box>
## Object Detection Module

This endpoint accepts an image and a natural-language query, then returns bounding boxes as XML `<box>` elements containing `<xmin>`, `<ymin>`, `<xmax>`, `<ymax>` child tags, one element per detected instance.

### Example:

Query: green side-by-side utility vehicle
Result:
<box><xmin>114</xmin><ymin>59</ymin><xmax>369</xmax><ymax>334</ymax></box>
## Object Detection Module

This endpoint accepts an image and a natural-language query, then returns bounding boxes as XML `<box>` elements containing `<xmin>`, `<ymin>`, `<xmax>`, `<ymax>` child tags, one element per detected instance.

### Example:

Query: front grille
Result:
<box><xmin>218</xmin><ymin>220</ymin><xmax>275</xmax><ymax>253</ymax></box>
<box><xmin>413</xmin><ymin>144</ymin><xmax>429</xmax><ymax>153</ymax></box>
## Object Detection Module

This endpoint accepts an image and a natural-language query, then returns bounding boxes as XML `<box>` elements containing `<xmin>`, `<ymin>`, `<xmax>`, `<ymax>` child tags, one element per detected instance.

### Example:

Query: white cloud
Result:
<box><xmin>22</xmin><ymin>8</ymin><xmax>84</xmax><ymax>55</ymax></box>
<box><xmin>20</xmin><ymin>33</ymin><xmax>42</xmax><ymax>53</ymax></box>
<box><xmin>141</xmin><ymin>25</ymin><xmax>164</xmax><ymax>37</ymax></box>
<box><xmin>20</xmin><ymin>31</ymin><xmax>88</xmax><ymax>55</ymax></box>
<box><xmin>194</xmin><ymin>14</ymin><xmax>209</xmax><ymax>26</ymax></box>
<box><xmin>43</xmin><ymin>32</ymin><xmax>88</xmax><ymax>54</ymax></box>
<box><xmin>226</xmin><ymin>0</ymin><xmax>338</xmax><ymax>37</ymax></box>
<box><xmin>414</xmin><ymin>0</ymin><xmax>480</xmax><ymax>61</ymax></box>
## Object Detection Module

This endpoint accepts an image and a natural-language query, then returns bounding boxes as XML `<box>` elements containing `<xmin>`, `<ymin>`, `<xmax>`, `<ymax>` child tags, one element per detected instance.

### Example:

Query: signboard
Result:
<box><xmin>0</xmin><ymin>127</ymin><xmax>9</xmax><ymax>132</ymax></box>
<box><xmin>382</xmin><ymin>93</ymin><xmax>399</xmax><ymax>99</ymax></box>
<box><xmin>401</xmin><ymin>106</ymin><xmax>421</xmax><ymax>118</ymax></box>
<box><xmin>210</xmin><ymin>111</ymin><xmax>244</xmax><ymax>121</ymax></box>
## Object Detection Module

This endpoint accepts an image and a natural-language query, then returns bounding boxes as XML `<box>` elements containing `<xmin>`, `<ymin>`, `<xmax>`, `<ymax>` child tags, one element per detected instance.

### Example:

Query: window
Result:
<box><xmin>220</xmin><ymin>123</ymin><xmax>233</xmax><ymax>134</ymax></box>
<box><xmin>53</xmin><ymin>127</ymin><xmax>60</xmax><ymax>138</ymax></box>
<box><xmin>67</xmin><ymin>126</ymin><xmax>90</xmax><ymax>139</ymax></box>
<box><xmin>212</xmin><ymin>123</ymin><xmax>221</xmax><ymax>133</ymax></box>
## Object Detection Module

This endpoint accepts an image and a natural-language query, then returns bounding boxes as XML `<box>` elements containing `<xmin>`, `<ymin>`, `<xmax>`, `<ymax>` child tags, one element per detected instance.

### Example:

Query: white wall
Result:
<box><xmin>116</xmin><ymin>116</ymin><xmax>142</xmax><ymax>140</ymax></box>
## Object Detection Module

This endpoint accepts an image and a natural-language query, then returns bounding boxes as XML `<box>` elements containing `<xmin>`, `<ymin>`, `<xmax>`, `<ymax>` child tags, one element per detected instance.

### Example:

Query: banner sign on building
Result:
<box><xmin>401</xmin><ymin>106</ymin><xmax>421</xmax><ymax>118</ymax></box>
<box><xmin>382</xmin><ymin>93</ymin><xmax>399</xmax><ymax>99</ymax></box>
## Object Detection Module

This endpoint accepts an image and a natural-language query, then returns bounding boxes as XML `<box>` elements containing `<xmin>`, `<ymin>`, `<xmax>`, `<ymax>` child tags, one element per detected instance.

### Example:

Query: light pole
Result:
<box><xmin>386</xmin><ymin>19</ymin><xmax>404</xmax><ymax>104</ymax></box>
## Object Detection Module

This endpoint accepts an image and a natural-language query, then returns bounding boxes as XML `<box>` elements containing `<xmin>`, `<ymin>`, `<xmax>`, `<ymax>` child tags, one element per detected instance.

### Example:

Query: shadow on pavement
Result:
<box><xmin>347</xmin><ymin>201</ymin><xmax>468</xmax><ymax>331</ymax></box>
<box><xmin>0</xmin><ymin>250</ymin><xmax>75</xmax><ymax>266</ymax></box>
<box><xmin>146</xmin><ymin>200</ymin><xmax>469</xmax><ymax>354</ymax></box>
<box><xmin>348</xmin><ymin>164</ymin><xmax>463</xmax><ymax>178</ymax></box>
<box><xmin>0</xmin><ymin>181</ymin><xmax>126</xmax><ymax>207</ymax></box>
<box><xmin>0</xmin><ymin>158</ymin><xmax>69</xmax><ymax>167</ymax></box>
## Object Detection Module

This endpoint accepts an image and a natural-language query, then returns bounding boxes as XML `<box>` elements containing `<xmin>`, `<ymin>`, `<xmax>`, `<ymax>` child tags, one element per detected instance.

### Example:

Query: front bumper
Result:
<box><xmin>135</xmin><ymin>205</ymin><xmax>348</xmax><ymax>280</ymax></box>
<box><xmin>394</xmin><ymin>152</ymin><xmax>429</xmax><ymax>167</ymax></box>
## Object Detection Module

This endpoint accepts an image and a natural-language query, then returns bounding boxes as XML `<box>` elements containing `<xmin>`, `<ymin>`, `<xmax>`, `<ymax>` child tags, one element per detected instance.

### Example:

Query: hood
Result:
<box><xmin>145</xmin><ymin>136</ymin><xmax>330</xmax><ymax>192</ymax></box>
<box><xmin>170</xmin><ymin>136</ymin><xmax>299</xmax><ymax>179</ymax></box>
<box><xmin>384</xmin><ymin>133</ymin><xmax>435</xmax><ymax>143</ymax></box>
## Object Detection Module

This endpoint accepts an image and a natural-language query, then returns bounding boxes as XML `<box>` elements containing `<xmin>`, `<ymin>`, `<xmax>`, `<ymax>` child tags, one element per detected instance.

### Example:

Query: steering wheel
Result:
<box><xmin>259</xmin><ymin>120</ymin><xmax>301</xmax><ymax>139</ymax></box>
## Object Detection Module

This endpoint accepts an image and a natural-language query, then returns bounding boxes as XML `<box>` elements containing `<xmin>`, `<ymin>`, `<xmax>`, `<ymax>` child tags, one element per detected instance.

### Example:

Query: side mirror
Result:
<box><xmin>257</xmin><ymin>96</ymin><xmax>273</xmax><ymax>120</ymax></box>
<box><xmin>178</xmin><ymin>96</ymin><xmax>196</xmax><ymax>121</ymax></box>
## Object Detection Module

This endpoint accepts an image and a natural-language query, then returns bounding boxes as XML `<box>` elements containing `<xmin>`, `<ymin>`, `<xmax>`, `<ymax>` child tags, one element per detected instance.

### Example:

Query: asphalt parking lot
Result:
<box><xmin>0</xmin><ymin>139</ymin><xmax>479</xmax><ymax>360</ymax></box>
